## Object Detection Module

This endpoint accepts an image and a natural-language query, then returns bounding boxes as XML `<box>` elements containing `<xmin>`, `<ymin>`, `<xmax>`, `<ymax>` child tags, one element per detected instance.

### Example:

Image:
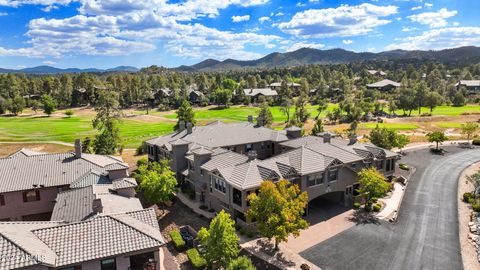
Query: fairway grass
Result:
<box><xmin>395</xmin><ymin>105</ymin><xmax>480</xmax><ymax>116</ymax></box>
<box><xmin>361</xmin><ymin>123</ymin><xmax>419</xmax><ymax>130</ymax></box>
<box><xmin>0</xmin><ymin>116</ymin><xmax>174</xmax><ymax>149</ymax></box>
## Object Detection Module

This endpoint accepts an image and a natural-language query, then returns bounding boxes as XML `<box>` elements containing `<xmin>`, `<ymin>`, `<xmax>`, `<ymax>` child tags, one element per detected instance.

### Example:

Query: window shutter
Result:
<box><xmin>22</xmin><ymin>192</ymin><xmax>28</xmax><ymax>202</ymax></box>
<box><xmin>35</xmin><ymin>190</ymin><xmax>41</xmax><ymax>201</ymax></box>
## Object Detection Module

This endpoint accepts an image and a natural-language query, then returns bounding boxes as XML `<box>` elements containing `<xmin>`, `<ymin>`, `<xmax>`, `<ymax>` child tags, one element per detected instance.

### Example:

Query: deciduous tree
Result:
<box><xmin>136</xmin><ymin>159</ymin><xmax>177</xmax><ymax>206</ymax></box>
<box><xmin>41</xmin><ymin>94</ymin><xmax>57</xmax><ymax>116</ymax></box>
<box><xmin>461</xmin><ymin>122</ymin><xmax>479</xmax><ymax>143</ymax></box>
<box><xmin>175</xmin><ymin>100</ymin><xmax>196</xmax><ymax>130</ymax></box>
<box><xmin>357</xmin><ymin>167</ymin><xmax>389</xmax><ymax>205</ymax></box>
<box><xmin>257</xmin><ymin>102</ymin><xmax>273</xmax><ymax>127</ymax></box>
<box><xmin>426</xmin><ymin>131</ymin><xmax>448</xmax><ymax>150</ymax></box>
<box><xmin>227</xmin><ymin>256</ymin><xmax>256</xmax><ymax>270</ymax></box>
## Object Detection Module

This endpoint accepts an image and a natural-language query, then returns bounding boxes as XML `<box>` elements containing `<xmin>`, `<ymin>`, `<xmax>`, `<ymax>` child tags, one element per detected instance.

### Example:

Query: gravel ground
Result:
<box><xmin>458</xmin><ymin>163</ymin><xmax>480</xmax><ymax>270</ymax></box>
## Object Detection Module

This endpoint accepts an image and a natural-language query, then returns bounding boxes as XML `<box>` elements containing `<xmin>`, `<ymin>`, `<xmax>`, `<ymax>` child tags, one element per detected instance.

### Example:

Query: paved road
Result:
<box><xmin>300</xmin><ymin>147</ymin><xmax>480</xmax><ymax>270</ymax></box>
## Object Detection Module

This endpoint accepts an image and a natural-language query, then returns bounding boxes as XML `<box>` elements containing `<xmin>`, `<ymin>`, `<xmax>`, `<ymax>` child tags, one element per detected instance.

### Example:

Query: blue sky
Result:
<box><xmin>0</xmin><ymin>0</ymin><xmax>479</xmax><ymax>69</ymax></box>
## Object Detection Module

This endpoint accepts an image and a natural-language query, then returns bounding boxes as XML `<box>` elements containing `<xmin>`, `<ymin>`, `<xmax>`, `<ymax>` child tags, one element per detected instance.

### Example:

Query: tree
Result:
<box><xmin>30</xmin><ymin>100</ymin><xmax>41</xmax><ymax>114</ymax></box>
<box><xmin>136</xmin><ymin>159</ymin><xmax>177</xmax><ymax>206</ymax></box>
<box><xmin>452</xmin><ymin>92</ymin><xmax>466</xmax><ymax>107</ymax></box>
<box><xmin>81</xmin><ymin>137</ymin><xmax>94</xmax><ymax>153</ymax></box>
<box><xmin>467</xmin><ymin>171</ymin><xmax>480</xmax><ymax>195</ymax></box>
<box><xmin>311</xmin><ymin>119</ymin><xmax>324</xmax><ymax>136</ymax></box>
<box><xmin>426</xmin><ymin>131</ymin><xmax>448</xmax><ymax>150</ymax></box>
<box><xmin>280</xmin><ymin>98</ymin><xmax>292</xmax><ymax>123</ymax></box>
<box><xmin>247</xmin><ymin>179</ymin><xmax>308</xmax><ymax>250</ymax></box>
<box><xmin>461</xmin><ymin>122</ymin><xmax>479</xmax><ymax>143</ymax></box>
<box><xmin>0</xmin><ymin>97</ymin><xmax>7</xmax><ymax>115</ymax></box>
<box><xmin>175</xmin><ymin>100</ymin><xmax>196</xmax><ymax>130</ymax></box>
<box><xmin>92</xmin><ymin>89</ymin><xmax>123</xmax><ymax>155</ymax></box>
<box><xmin>396</xmin><ymin>88</ymin><xmax>417</xmax><ymax>116</ymax></box>
<box><xmin>414</xmin><ymin>82</ymin><xmax>429</xmax><ymax>114</ymax></box>
<box><xmin>7</xmin><ymin>95</ymin><xmax>26</xmax><ymax>115</ymax></box>
<box><xmin>212</xmin><ymin>88</ymin><xmax>232</xmax><ymax>107</ymax></box>
<box><xmin>197</xmin><ymin>210</ymin><xmax>239</xmax><ymax>268</ymax></box>
<box><xmin>424</xmin><ymin>91</ymin><xmax>443</xmax><ymax>113</ymax></box>
<box><xmin>227</xmin><ymin>256</ymin><xmax>256</xmax><ymax>270</ymax></box>
<box><xmin>41</xmin><ymin>94</ymin><xmax>57</xmax><ymax>116</ymax></box>
<box><xmin>64</xmin><ymin>109</ymin><xmax>74</xmax><ymax>118</ymax></box>
<box><xmin>314</xmin><ymin>98</ymin><xmax>328</xmax><ymax>120</ymax></box>
<box><xmin>257</xmin><ymin>102</ymin><xmax>273</xmax><ymax>127</ymax></box>
<box><xmin>294</xmin><ymin>94</ymin><xmax>310</xmax><ymax>124</ymax></box>
<box><xmin>396</xmin><ymin>134</ymin><xmax>410</xmax><ymax>152</ymax></box>
<box><xmin>357</xmin><ymin>167</ymin><xmax>389</xmax><ymax>205</ymax></box>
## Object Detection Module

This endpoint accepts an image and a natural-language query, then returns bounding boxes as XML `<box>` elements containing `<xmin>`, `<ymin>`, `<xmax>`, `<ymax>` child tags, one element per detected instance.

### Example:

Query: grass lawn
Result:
<box><xmin>434</xmin><ymin>122</ymin><xmax>463</xmax><ymax>129</ymax></box>
<box><xmin>395</xmin><ymin>105</ymin><xmax>480</xmax><ymax>116</ymax></box>
<box><xmin>361</xmin><ymin>123</ymin><xmax>419</xmax><ymax>130</ymax></box>
<box><xmin>0</xmin><ymin>116</ymin><xmax>174</xmax><ymax>149</ymax></box>
<box><xmin>163</xmin><ymin>104</ymin><xmax>338</xmax><ymax>123</ymax></box>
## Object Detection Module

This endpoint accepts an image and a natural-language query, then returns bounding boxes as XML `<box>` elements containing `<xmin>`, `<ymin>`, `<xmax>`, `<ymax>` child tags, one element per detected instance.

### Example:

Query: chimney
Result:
<box><xmin>349</xmin><ymin>134</ymin><xmax>358</xmax><ymax>145</ymax></box>
<box><xmin>74</xmin><ymin>139</ymin><xmax>82</xmax><ymax>158</ymax></box>
<box><xmin>186</xmin><ymin>122</ymin><xmax>193</xmax><ymax>134</ymax></box>
<box><xmin>179</xmin><ymin>121</ymin><xmax>186</xmax><ymax>132</ymax></box>
<box><xmin>247</xmin><ymin>150</ymin><xmax>257</xmax><ymax>161</ymax></box>
<box><xmin>286</xmin><ymin>126</ymin><xmax>302</xmax><ymax>139</ymax></box>
<box><xmin>323</xmin><ymin>132</ymin><xmax>331</xmax><ymax>144</ymax></box>
<box><xmin>92</xmin><ymin>198</ymin><xmax>103</xmax><ymax>214</ymax></box>
<box><xmin>257</xmin><ymin>116</ymin><xmax>264</xmax><ymax>127</ymax></box>
<box><xmin>247</xmin><ymin>115</ymin><xmax>253</xmax><ymax>123</ymax></box>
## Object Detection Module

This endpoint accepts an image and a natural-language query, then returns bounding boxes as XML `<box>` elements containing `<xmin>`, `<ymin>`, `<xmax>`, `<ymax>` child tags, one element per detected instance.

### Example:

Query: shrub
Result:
<box><xmin>186</xmin><ymin>248</ymin><xmax>207</xmax><ymax>270</ymax></box>
<box><xmin>353</xmin><ymin>202</ymin><xmax>361</xmax><ymax>209</ymax></box>
<box><xmin>64</xmin><ymin>109</ymin><xmax>74</xmax><ymax>118</ymax></box>
<box><xmin>472</xmin><ymin>139</ymin><xmax>480</xmax><ymax>146</ymax></box>
<box><xmin>371</xmin><ymin>197</ymin><xmax>378</xmax><ymax>203</ymax></box>
<box><xmin>235</xmin><ymin>224</ymin><xmax>241</xmax><ymax>231</ymax></box>
<box><xmin>473</xmin><ymin>200</ymin><xmax>480</xmax><ymax>212</ymax></box>
<box><xmin>399</xmin><ymin>163</ymin><xmax>409</xmax><ymax>171</ymax></box>
<box><xmin>227</xmin><ymin>256</ymin><xmax>256</xmax><ymax>270</ymax></box>
<box><xmin>365</xmin><ymin>202</ymin><xmax>373</xmax><ymax>212</ymax></box>
<box><xmin>373</xmin><ymin>204</ymin><xmax>382</xmax><ymax>212</ymax></box>
<box><xmin>246</xmin><ymin>230</ymin><xmax>255</xmax><ymax>238</ymax></box>
<box><xmin>463</xmin><ymin>192</ymin><xmax>475</xmax><ymax>203</ymax></box>
<box><xmin>169</xmin><ymin>230</ymin><xmax>186</xmax><ymax>251</ymax></box>
<box><xmin>136</xmin><ymin>158</ymin><xmax>148</xmax><ymax>168</ymax></box>
<box><xmin>239</xmin><ymin>228</ymin><xmax>245</xmax><ymax>236</ymax></box>
<box><xmin>136</xmin><ymin>144</ymin><xmax>145</xmax><ymax>155</ymax></box>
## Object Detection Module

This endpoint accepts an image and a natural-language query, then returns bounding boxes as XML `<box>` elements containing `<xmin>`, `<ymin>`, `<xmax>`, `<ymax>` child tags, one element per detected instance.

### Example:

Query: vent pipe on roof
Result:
<box><xmin>186</xmin><ymin>122</ymin><xmax>193</xmax><ymax>134</ymax></box>
<box><xmin>349</xmin><ymin>134</ymin><xmax>358</xmax><ymax>145</ymax></box>
<box><xmin>323</xmin><ymin>132</ymin><xmax>331</xmax><ymax>144</ymax></box>
<box><xmin>74</xmin><ymin>139</ymin><xmax>82</xmax><ymax>159</ymax></box>
<box><xmin>178</xmin><ymin>121</ymin><xmax>186</xmax><ymax>132</ymax></box>
<box><xmin>247</xmin><ymin>150</ymin><xmax>257</xmax><ymax>161</ymax></box>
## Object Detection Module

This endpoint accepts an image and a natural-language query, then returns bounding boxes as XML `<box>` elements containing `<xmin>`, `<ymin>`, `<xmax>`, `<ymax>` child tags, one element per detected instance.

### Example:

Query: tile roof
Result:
<box><xmin>0</xmin><ymin>209</ymin><xmax>164</xmax><ymax>269</ymax></box>
<box><xmin>456</xmin><ymin>80</ymin><xmax>480</xmax><ymax>87</ymax></box>
<box><xmin>69</xmin><ymin>170</ymin><xmax>111</xmax><ymax>188</ymax></box>
<box><xmin>51</xmin><ymin>185</ymin><xmax>143</xmax><ymax>223</ymax></box>
<box><xmin>201</xmin><ymin>148</ymin><xmax>249</xmax><ymax>171</ymax></box>
<box><xmin>243</xmin><ymin>88</ymin><xmax>278</xmax><ymax>97</ymax></box>
<box><xmin>146</xmin><ymin>121</ymin><xmax>289</xmax><ymax>150</ymax></box>
<box><xmin>112</xmin><ymin>178</ymin><xmax>138</xmax><ymax>189</ymax></box>
<box><xmin>0</xmin><ymin>150</ymin><xmax>128</xmax><ymax>193</ymax></box>
<box><xmin>366</xmin><ymin>79</ymin><xmax>401</xmax><ymax>88</ymax></box>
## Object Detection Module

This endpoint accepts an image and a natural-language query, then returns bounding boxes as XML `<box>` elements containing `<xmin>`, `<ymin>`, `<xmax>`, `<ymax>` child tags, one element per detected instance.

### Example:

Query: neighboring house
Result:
<box><xmin>367</xmin><ymin>70</ymin><xmax>387</xmax><ymax>76</ymax></box>
<box><xmin>269</xmin><ymin>82</ymin><xmax>301</xmax><ymax>92</ymax></box>
<box><xmin>0</xmin><ymin>140</ymin><xmax>132</xmax><ymax>221</ymax></box>
<box><xmin>144</xmin><ymin>121</ymin><xmax>399</xmax><ymax>226</ymax></box>
<box><xmin>243</xmin><ymin>88</ymin><xmax>278</xmax><ymax>102</ymax></box>
<box><xmin>0</xmin><ymin>208</ymin><xmax>165</xmax><ymax>270</ymax></box>
<box><xmin>188</xmin><ymin>90</ymin><xmax>204</xmax><ymax>103</ymax></box>
<box><xmin>366</xmin><ymin>79</ymin><xmax>401</xmax><ymax>91</ymax></box>
<box><xmin>153</xmin><ymin>88</ymin><xmax>172</xmax><ymax>103</ymax></box>
<box><xmin>456</xmin><ymin>80</ymin><xmax>480</xmax><ymax>93</ymax></box>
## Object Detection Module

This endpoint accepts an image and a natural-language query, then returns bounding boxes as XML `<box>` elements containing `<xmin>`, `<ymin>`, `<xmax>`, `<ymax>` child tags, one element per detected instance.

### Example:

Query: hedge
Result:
<box><xmin>186</xmin><ymin>248</ymin><xmax>207</xmax><ymax>270</ymax></box>
<box><xmin>169</xmin><ymin>230</ymin><xmax>186</xmax><ymax>251</ymax></box>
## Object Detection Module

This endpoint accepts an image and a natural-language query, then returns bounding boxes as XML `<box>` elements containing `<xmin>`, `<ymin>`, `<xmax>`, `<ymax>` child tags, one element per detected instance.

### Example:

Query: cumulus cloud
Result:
<box><xmin>232</xmin><ymin>15</ymin><xmax>250</xmax><ymax>22</ymax></box>
<box><xmin>258</xmin><ymin>16</ymin><xmax>270</xmax><ymax>23</ymax></box>
<box><xmin>0</xmin><ymin>12</ymin><xmax>7</xmax><ymax>16</ymax></box>
<box><xmin>42</xmin><ymin>60</ymin><xmax>56</xmax><ymax>65</ymax></box>
<box><xmin>411</xmin><ymin>6</ymin><xmax>422</xmax><ymax>11</ymax></box>
<box><xmin>385</xmin><ymin>27</ymin><xmax>480</xmax><ymax>50</ymax></box>
<box><xmin>282</xmin><ymin>42</ymin><xmax>325</xmax><ymax>52</ymax></box>
<box><xmin>342</xmin><ymin>39</ymin><xmax>353</xmax><ymax>44</ymax></box>
<box><xmin>408</xmin><ymin>8</ymin><xmax>457</xmax><ymax>28</ymax></box>
<box><xmin>278</xmin><ymin>3</ymin><xmax>398</xmax><ymax>38</ymax></box>
<box><xmin>0</xmin><ymin>0</ymin><xmax>278</xmax><ymax>60</ymax></box>
<box><xmin>402</xmin><ymin>26</ymin><xmax>418</xmax><ymax>32</ymax></box>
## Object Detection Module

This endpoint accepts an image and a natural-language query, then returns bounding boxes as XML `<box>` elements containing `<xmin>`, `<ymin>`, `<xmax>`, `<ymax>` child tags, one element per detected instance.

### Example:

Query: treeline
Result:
<box><xmin>0</xmin><ymin>61</ymin><xmax>479</xmax><ymax>116</ymax></box>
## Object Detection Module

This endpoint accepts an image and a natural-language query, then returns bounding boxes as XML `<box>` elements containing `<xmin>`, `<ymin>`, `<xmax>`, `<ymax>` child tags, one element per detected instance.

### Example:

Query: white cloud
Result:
<box><xmin>424</xmin><ymin>3</ymin><xmax>433</xmax><ymax>7</ymax></box>
<box><xmin>0</xmin><ymin>0</ymin><xmax>278</xmax><ymax>60</ymax></box>
<box><xmin>408</xmin><ymin>8</ymin><xmax>457</xmax><ymax>28</ymax></box>
<box><xmin>258</xmin><ymin>16</ymin><xmax>270</xmax><ymax>23</ymax></box>
<box><xmin>42</xmin><ymin>60</ymin><xmax>56</xmax><ymax>65</ymax></box>
<box><xmin>296</xmin><ymin>2</ymin><xmax>306</xmax><ymax>7</ymax></box>
<box><xmin>231</xmin><ymin>15</ymin><xmax>250</xmax><ymax>22</ymax></box>
<box><xmin>411</xmin><ymin>6</ymin><xmax>422</xmax><ymax>11</ymax></box>
<box><xmin>275</xmin><ymin>12</ymin><xmax>284</xmax><ymax>16</ymax></box>
<box><xmin>278</xmin><ymin>3</ymin><xmax>398</xmax><ymax>38</ymax></box>
<box><xmin>402</xmin><ymin>26</ymin><xmax>418</xmax><ymax>32</ymax></box>
<box><xmin>282</xmin><ymin>42</ymin><xmax>325</xmax><ymax>52</ymax></box>
<box><xmin>385</xmin><ymin>27</ymin><xmax>480</xmax><ymax>51</ymax></box>
<box><xmin>0</xmin><ymin>12</ymin><xmax>7</xmax><ymax>16</ymax></box>
<box><xmin>342</xmin><ymin>39</ymin><xmax>353</xmax><ymax>44</ymax></box>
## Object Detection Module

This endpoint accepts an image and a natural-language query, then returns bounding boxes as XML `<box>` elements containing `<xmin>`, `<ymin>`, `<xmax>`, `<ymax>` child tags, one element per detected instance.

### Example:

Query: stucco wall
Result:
<box><xmin>0</xmin><ymin>187</ymin><xmax>58</xmax><ymax>221</ymax></box>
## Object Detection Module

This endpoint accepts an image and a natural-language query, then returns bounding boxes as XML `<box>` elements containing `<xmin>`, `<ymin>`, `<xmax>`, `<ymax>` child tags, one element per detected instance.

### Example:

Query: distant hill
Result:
<box><xmin>0</xmin><ymin>65</ymin><xmax>139</xmax><ymax>74</ymax></box>
<box><xmin>174</xmin><ymin>46</ymin><xmax>480</xmax><ymax>72</ymax></box>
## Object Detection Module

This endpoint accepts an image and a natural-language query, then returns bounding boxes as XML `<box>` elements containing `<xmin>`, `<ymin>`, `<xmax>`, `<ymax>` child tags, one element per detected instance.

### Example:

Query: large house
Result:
<box><xmin>456</xmin><ymin>80</ymin><xmax>480</xmax><ymax>93</ymax></box>
<box><xmin>145</xmin><ymin>120</ymin><xmax>399</xmax><ymax>226</ymax></box>
<box><xmin>367</xmin><ymin>79</ymin><xmax>401</xmax><ymax>91</ymax></box>
<box><xmin>0</xmin><ymin>141</ymin><xmax>166</xmax><ymax>270</ymax></box>
<box><xmin>243</xmin><ymin>88</ymin><xmax>278</xmax><ymax>102</ymax></box>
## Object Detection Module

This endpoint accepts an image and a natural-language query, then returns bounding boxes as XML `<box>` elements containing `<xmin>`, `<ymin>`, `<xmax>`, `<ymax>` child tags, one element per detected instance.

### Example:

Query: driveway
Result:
<box><xmin>300</xmin><ymin>147</ymin><xmax>480</xmax><ymax>270</ymax></box>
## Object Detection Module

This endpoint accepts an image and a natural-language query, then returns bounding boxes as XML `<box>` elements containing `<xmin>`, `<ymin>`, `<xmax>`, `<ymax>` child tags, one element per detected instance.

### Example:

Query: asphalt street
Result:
<box><xmin>300</xmin><ymin>147</ymin><xmax>480</xmax><ymax>270</ymax></box>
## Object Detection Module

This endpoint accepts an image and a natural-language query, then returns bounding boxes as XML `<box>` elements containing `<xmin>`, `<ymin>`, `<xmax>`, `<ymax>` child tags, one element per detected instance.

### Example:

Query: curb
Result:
<box><xmin>389</xmin><ymin>167</ymin><xmax>416</xmax><ymax>222</ymax></box>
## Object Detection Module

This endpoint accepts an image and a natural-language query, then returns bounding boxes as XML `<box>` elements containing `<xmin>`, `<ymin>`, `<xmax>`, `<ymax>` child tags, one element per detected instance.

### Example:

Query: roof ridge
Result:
<box><xmin>108</xmin><ymin>214</ymin><xmax>164</xmax><ymax>244</ymax></box>
<box><xmin>0</xmin><ymin>232</ymin><xmax>46</xmax><ymax>266</ymax></box>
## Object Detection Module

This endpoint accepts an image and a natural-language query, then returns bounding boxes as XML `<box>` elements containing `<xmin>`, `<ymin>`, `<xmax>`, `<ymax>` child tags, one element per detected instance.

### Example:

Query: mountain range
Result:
<box><xmin>175</xmin><ymin>46</ymin><xmax>480</xmax><ymax>72</ymax></box>
<box><xmin>0</xmin><ymin>65</ymin><xmax>139</xmax><ymax>74</ymax></box>
<box><xmin>1</xmin><ymin>46</ymin><xmax>480</xmax><ymax>74</ymax></box>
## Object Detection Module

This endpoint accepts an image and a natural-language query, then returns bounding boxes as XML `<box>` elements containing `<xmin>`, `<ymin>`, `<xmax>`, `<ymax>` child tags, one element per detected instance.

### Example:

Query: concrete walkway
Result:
<box><xmin>377</xmin><ymin>182</ymin><xmax>405</xmax><ymax>221</ymax></box>
<box><xmin>175</xmin><ymin>192</ymin><xmax>215</xmax><ymax>219</ymax></box>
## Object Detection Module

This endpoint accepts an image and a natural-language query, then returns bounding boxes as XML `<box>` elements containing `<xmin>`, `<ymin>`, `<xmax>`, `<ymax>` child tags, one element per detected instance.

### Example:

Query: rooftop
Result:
<box><xmin>366</xmin><ymin>79</ymin><xmax>401</xmax><ymax>88</ymax></box>
<box><xmin>243</xmin><ymin>88</ymin><xmax>278</xmax><ymax>97</ymax></box>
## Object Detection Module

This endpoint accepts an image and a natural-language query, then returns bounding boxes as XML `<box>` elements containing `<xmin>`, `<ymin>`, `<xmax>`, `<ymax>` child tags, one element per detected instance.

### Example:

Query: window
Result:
<box><xmin>0</xmin><ymin>194</ymin><xmax>4</xmax><ymax>206</ymax></box>
<box><xmin>200</xmin><ymin>169</ymin><xmax>204</xmax><ymax>176</ymax></box>
<box><xmin>188</xmin><ymin>160</ymin><xmax>193</xmax><ymax>170</ymax></box>
<box><xmin>60</xmin><ymin>266</ymin><xmax>82</xmax><ymax>270</ymax></box>
<box><xmin>246</xmin><ymin>144</ymin><xmax>253</xmax><ymax>152</ymax></box>
<box><xmin>328</xmin><ymin>168</ymin><xmax>338</xmax><ymax>182</ymax></box>
<box><xmin>210</xmin><ymin>177</ymin><xmax>213</xmax><ymax>193</ymax></box>
<box><xmin>213</xmin><ymin>176</ymin><xmax>226</xmax><ymax>193</ymax></box>
<box><xmin>307</xmin><ymin>173</ymin><xmax>324</xmax><ymax>187</ymax></box>
<box><xmin>376</xmin><ymin>160</ymin><xmax>384</xmax><ymax>170</ymax></box>
<box><xmin>100</xmin><ymin>258</ymin><xmax>116</xmax><ymax>270</ymax></box>
<box><xmin>23</xmin><ymin>190</ymin><xmax>40</xmax><ymax>202</ymax></box>
<box><xmin>233</xmin><ymin>188</ymin><xmax>242</xmax><ymax>206</ymax></box>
